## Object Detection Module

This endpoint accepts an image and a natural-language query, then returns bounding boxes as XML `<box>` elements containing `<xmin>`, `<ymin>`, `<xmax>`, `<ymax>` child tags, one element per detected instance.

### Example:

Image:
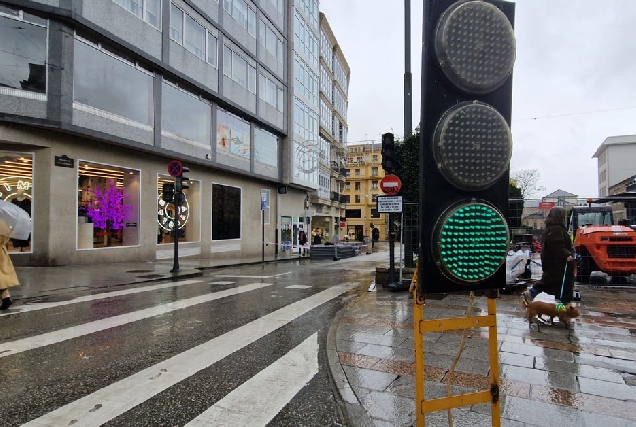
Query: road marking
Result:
<box><xmin>208</xmin><ymin>281</ymin><xmax>235</xmax><ymax>285</ymax></box>
<box><xmin>22</xmin><ymin>283</ymin><xmax>356</xmax><ymax>427</ymax></box>
<box><xmin>0</xmin><ymin>279</ymin><xmax>204</xmax><ymax>317</ymax></box>
<box><xmin>0</xmin><ymin>282</ymin><xmax>271</xmax><ymax>358</ymax></box>
<box><xmin>186</xmin><ymin>333</ymin><xmax>318</xmax><ymax>427</ymax></box>
<box><xmin>216</xmin><ymin>271</ymin><xmax>291</xmax><ymax>279</ymax></box>
<box><xmin>285</xmin><ymin>285</ymin><xmax>311</xmax><ymax>289</ymax></box>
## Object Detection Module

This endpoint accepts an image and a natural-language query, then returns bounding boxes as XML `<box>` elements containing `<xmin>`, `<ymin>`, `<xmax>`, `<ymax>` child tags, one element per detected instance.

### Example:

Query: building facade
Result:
<box><xmin>341</xmin><ymin>142</ymin><xmax>386</xmax><ymax>241</ymax></box>
<box><xmin>302</xmin><ymin>11</ymin><xmax>348</xmax><ymax>244</ymax></box>
<box><xmin>593</xmin><ymin>134</ymin><xmax>636</xmax><ymax>198</ymax></box>
<box><xmin>0</xmin><ymin>0</ymin><xmax>344</xmax><ymax>265</ymax></box>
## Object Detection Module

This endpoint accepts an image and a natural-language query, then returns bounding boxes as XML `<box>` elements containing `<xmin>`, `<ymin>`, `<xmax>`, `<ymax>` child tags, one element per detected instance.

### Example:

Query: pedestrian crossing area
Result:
<box><xmin>0</xmin><ymin>272</ymin><xmax>358</xmax><ymax>426</ymax></box>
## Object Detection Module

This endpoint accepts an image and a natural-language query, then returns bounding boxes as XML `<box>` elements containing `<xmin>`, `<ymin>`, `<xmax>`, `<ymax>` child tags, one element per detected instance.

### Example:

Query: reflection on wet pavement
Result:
<box><xmin>335</xmin><ymin>286</ymin><xmax>636</xmax><ymax>426</ymax></box>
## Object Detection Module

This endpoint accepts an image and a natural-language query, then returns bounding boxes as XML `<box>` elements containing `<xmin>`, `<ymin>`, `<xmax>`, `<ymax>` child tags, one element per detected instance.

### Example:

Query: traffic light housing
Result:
<box><xmin>175</xmin><ymin>166</ymin><xmax>190</xmax><ymax>193</ymax></box>
<box><xmin>162</xmin><ymin>182</ymin><xmax>174</xmax><ymax>203</ymax></box>
<box><xmin>381</xmin><ymin>132</ymin><xmax>396</xmax><ymax>174</ymax></box>
<box><xmin>419</xmin><ymin>0</ymin><xmax>515</xmax><ymax>294</ymax></box>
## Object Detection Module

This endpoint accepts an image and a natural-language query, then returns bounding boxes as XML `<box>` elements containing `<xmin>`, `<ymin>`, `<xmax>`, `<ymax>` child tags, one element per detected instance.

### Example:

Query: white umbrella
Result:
<box><xmin>0</xmin><ymin>199</ymin><xmax>32</xmax><ymax>240</ymax></box>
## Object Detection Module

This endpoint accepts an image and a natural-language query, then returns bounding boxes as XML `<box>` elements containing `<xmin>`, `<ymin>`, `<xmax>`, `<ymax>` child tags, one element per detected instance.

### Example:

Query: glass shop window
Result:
<box><xmin>77</xmin><ymin>161</ymin><xmax>140</xmax><ymax>249</ymax></box>
<box><xmin>0</xmin><ymin>151</ymin><xmax>33</xmax><ymax>253</ymax></box>
<box><xmin>212</xmin><ymin>183</ymin><xmax>241</xmax><ymax>240</ymax></box>
<box><xmin>157</xmin><ymin>175</ymin><xmax>201</xmax><ymax>244</ymax></box>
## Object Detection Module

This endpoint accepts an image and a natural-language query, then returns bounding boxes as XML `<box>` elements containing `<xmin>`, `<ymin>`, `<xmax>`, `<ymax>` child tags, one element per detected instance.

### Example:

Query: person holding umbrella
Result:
<box><xmin>0</xmin><ymin>199</ymin><xmax>31</xmax><ymax>310</ymax></box>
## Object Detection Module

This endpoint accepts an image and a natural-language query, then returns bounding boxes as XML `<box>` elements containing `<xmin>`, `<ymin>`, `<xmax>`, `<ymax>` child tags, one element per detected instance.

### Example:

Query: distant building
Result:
<box><xmin>341</xmin><ymin>142</ymin><xmax>386</xmax><ymax>241</ymax></box>
<box><xmin>593</xmin><ymin>134</ymin><xmax>636</xmax><ymax>198</ymax></box>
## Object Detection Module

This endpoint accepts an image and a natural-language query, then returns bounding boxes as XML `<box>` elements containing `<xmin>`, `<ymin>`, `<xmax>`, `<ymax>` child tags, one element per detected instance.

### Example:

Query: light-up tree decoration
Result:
<box><xmin>86</xmin><ymin>180</ymin><xmax>132</xmax><ymax>246</ymax></box>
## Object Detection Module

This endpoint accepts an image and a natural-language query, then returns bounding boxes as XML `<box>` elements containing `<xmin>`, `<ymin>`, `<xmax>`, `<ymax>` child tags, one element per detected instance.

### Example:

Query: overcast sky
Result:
<box><xmin>319</xmin><ymin>0</ymin><xmax>636</xmax><ymax>199</ymax></box>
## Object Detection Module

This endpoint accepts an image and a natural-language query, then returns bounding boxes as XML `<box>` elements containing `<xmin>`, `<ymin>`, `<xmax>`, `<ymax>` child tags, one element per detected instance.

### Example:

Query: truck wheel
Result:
<box><xmin>576</xmin><ymin>251</ymin><xmax>596</xmax><ymax>283</ymax></box>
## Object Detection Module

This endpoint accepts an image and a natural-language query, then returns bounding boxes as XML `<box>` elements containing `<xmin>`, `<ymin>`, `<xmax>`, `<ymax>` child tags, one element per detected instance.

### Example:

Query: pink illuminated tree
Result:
<box><xmin>86</xmin><ymin>180</ymin><xmax>132</xmax><ymax>245</ymax></box>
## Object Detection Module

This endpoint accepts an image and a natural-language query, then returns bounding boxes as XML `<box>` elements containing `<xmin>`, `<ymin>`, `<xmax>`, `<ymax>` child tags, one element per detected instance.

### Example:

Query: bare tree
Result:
<box><xmin>510</xmin><ymin>169</ymin><xmax>546</xmax><ymax>198</ymax></box>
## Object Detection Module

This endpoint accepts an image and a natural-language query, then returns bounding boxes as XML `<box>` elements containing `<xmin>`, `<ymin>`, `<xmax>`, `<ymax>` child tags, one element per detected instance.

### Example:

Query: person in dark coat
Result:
<box><xmin>523</xmin><ymin>207</ymin><xmax>575</xmax><ymax>304</ymax></box>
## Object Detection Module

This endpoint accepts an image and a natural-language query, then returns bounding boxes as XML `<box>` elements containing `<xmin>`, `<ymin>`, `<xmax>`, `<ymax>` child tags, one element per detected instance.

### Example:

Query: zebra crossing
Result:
<box><xmin>0</xmin><ymin>271</ymin><xmax>358</xmax><ymax>426</ymax></box>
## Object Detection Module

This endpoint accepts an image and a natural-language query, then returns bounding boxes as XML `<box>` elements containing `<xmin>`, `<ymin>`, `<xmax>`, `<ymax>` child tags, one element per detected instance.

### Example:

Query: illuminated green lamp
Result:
<box><xmin>434</xmin><ymin>202</ymin><xmax>508</xmax><ymax>283</ymax></box>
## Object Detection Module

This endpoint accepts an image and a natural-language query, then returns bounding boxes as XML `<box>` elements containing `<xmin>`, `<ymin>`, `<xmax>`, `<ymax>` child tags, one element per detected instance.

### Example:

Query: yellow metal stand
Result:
<box><xmin>411</xmin><ymin>265</ymin><xmax>501</xmax><ymax>427</ymax></box>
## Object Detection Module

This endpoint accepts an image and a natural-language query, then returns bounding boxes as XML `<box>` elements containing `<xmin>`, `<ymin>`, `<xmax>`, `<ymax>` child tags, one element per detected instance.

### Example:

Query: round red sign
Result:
<box><xmin>168</xmin><ymin>160</ymin><xmax>183</xmax><ymax>177</ymax></box>
<box><xmin>380</xmin><ymin>174</ymin><xmax>402</xmax><ymax>195</ymax></box>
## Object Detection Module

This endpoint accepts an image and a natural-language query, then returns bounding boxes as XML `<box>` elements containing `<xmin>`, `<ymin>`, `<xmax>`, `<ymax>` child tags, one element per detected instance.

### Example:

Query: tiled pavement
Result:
<box><xmin>327</xmin><ymin>286</ymin><xmax>636</xmax><ymax>426</ymax></box>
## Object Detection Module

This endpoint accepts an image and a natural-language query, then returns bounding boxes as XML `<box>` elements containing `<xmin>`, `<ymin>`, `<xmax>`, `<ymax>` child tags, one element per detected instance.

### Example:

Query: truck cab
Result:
<box><xmin>568</xmin><ymin>205</ymin><xmax>636</xmax><ymax>282</ymax></box>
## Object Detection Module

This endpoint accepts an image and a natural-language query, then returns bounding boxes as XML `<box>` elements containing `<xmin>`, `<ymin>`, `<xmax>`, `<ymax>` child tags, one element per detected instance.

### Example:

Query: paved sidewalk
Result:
<box><xmin>327</xmin><ymin>285</ymin><xmax>636</xmax><ymax>426</ymax></box>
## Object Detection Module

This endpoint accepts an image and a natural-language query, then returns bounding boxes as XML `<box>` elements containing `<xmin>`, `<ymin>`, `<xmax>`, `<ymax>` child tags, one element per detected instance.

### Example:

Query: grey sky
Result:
<box><xmin>320</xmin><ymin>0</ymin><xmax>636</xmax><ymax>198</ymax></box>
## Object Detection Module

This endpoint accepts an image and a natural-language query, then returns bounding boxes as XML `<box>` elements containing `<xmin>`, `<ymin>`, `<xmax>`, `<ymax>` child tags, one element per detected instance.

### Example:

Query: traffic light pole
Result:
<box><xmin>171</xmin><ymin>186</ymin><xmax>180</xmax><ymax>273</ymax></box>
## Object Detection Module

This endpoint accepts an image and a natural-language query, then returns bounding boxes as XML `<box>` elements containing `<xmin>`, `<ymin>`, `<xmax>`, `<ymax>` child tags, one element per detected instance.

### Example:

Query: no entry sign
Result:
<box><xmin>168</xmin><ymin>160</ymin><xmax>183</xmax><ymax>177</ymax></box>
<box><xmin>380</xmin><ymin>174</ymin><xmax>402</xmax><ymax>195</ymax></box>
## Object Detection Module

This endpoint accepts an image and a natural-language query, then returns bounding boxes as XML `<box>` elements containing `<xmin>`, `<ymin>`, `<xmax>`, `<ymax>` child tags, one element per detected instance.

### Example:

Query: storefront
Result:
<box><xmin>0</xmin><ymin>151</ymin><xmax>33</xmax><ymax>253</ymax></box>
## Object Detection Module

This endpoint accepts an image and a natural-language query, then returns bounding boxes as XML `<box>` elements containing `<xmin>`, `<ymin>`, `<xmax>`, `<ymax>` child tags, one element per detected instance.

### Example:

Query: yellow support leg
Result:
<box><xmin>411</xmin><ymin>263</ymin><xmax>425</xmax><ymax>427</ymax></box>
<box><xmin>487</xmin><ymin>295</ymin><xmax>501</xmax><ymax>427</ymax></box>
<box><xmin>413</xmin><ymin>270</ymin><xmax>502</xmax><ymax>426</ymax></box>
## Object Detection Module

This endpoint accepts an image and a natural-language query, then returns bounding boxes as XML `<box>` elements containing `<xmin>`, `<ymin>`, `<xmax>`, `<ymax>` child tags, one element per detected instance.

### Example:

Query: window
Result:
<box><xmin>0</xmin><ymin>151</ymin><xmax>33</xmax><ymax>253</ymax></box>
<box><xmin>224</xmin><ymin>0</ymin><xmax>255</xmax><ymax>34</ymax></box>
<box><xmin>217</xmin><ymin>108</ymin><xmax>250</xmax><ymax>160</ymax></box>
<box><xmin>371</xmin><ymin>209</ymin><xmax>380</xmax><ymax>218</ymax></box>
<box><xmin>212</xmin><ymin>183</ymin><xmax>241</xmax><ymax>240</ymax></box>
<box><xmin>260</xmin><ymin>20</ymin><xmax>283</xmax><ymax>63</ymax></box>
<box><xmin>77</xmin><ymin>161</ymin><xmax>140</xmax><ymax>249</ymax></box>
<box><xmin>0</xmin><ymin>7</ymin><xmax>47</xmax><ymax>96</ymax></box>
<box><xmin>224</xmin><ymin>45</ymin><xmax>256</xmax><ymax>92</ymax></box>
<box><xmin>371</xmin><ymin>167</ymin><xmax>378</xmax><ymax>176</ymax></box>
<box><xmin>345</xmin><ymin>209</ymin><xmax>362</xmax><ymax>218</ymax></box>
<box><xmin>185</xmin><ymin>14</ymin><xmax>205</xmax><ymax>59</ymax></box>
<box><xmin>345</xmin><ymin>182</ymin><xmax>350</xmax><ymax>191</ymax></box>
<box><xmin>355</xmin><ymin>169</ymin><xmax>360</xmax><ymax>177</ymax></box>
<box><xmin>74</xmin><ymin>37</ymin><xmax>154</xmax><ymax>126</ymax></box>
<box><xmin>170</xmin><ymin>4</ymin><xmax>218</xmax><ymax>66</ymax></box>
<box><xmin>113</xmin><ymin>0</ymin><xmax>161</xmax><ymax>28</ymax></box>
<box><xmin>371</xmin><ymin>194</ymin><xmax>378</xmax><ymax>202</ymax></box>
<box><xmin>170</xmin><ymin>4</ymin><xmax>183</xmax><ymax>44</ymax></box>
<box><xmin>207</xmin><ymin>33</ymin><xmax>218</xmax><ymax>67</ymax></box>
<box><xmin>255</xmin><ymin>128</ymin><xmax>278</xmax><ymax>167</ymax></box>
<box><xmin>162</xmin><ymin>81</ymin><xmax>211</xmax><ymax>144</ymax></box>
<box><xmin>277</xmin><ymin>88</ymin><xmax>284</xmax><ymax>112</ymax></box>
<box><xmin>371</xmin><ymin>181</ymin><xmax>378</xmax><ymax>190</ymax></box>
<box><xmin>355</xmin><ymin>195</ymin><xmax>360</xmax><ymax>203</ymax></box>
<box><xmin>372</xmin><ymin>154</ymin><xmax>378</xmax><ymax>162</ymax></box>
<box><xmin>355</xmin><ymin>182</ymin><xmax>361</xmax><ymax>191</ymax></box>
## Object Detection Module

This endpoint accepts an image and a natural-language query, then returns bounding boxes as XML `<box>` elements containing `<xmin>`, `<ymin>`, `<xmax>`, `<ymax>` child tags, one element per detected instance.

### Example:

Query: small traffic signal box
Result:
<box><xmin>381</xmin><ymin>132</ymin><xmax>396</xmax><ymax>175</ymax></box>
<box><xmin>162</xmin><ymin>182</ymin><xmax>175</xmax><ymax>203</ymax></box>
<box><xmin>176</xmin><ymin>166</ymin><xmax>190</xmax><ymax>193</ymax></box>
<box><xmin>419</xmin><ymin>0</ymin><xmax>515</xmax><ymax>294</ymax></box>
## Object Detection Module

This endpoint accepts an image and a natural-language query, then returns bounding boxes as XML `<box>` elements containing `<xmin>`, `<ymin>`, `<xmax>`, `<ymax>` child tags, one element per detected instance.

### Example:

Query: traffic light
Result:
<box><xmin>381</xmin><ymin>132</ymin><xmax>396</xmax><ymax>174</ymax></box>
<box><xmin>162</xmin><ymin>182</ymin><xmax>174</xmax><ymax>203</ymax></box>
<box><xmin>419</xmin><ymin>0</ymin><xmax>515</xmax><ymax>294</ymax></box>
<box><xmin>175</xmin><ymin>166</ymin><xmax>190</xmax><ymax>193</ymax></box>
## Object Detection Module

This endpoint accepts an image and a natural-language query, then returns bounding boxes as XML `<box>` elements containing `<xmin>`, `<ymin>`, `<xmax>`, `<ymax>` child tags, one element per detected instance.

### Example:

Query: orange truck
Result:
<box><xmin>568</xmin><ymin>204</ymin><xmax>636</xmax><ymax>283</ymax></box>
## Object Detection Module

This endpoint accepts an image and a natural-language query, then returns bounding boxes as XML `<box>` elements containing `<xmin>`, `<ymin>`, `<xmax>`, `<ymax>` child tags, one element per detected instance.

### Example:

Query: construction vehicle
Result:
<box><xmin>568</xmin><ymin>201</ymin><xmax>636</xmax><ymax>283</ymax></box>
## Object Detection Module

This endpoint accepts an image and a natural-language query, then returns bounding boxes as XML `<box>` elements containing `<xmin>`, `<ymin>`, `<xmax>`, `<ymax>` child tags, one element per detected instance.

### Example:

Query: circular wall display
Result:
<box><xmin>157</xmin><ymin>193</ymin><xmax>190</xmax><ymax>232</ymax></box>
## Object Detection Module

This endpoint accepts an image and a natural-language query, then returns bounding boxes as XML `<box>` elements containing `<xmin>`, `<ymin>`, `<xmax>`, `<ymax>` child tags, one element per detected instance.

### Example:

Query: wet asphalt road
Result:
<box><xmin>0</xmin><ymin>259</ymin><xmax>379</xmax><ymax>427</ymax></box>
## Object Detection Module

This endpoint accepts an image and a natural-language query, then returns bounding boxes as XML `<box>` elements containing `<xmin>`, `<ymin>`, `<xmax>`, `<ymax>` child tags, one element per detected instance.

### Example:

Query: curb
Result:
<box><xmin>326</xmin><ymin>294</ymin><xmax>375</xmax><ymax>427</ymax></box>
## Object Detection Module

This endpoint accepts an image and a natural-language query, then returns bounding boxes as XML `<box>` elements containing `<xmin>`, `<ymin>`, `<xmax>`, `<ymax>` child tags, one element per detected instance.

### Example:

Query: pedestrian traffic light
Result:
<box><xmin>381</xmin><ymin>132</ymin><xmax>396</xmax><ymax>174</ymax></box>
<box><xmin>176</xmin><ymin>166</ymin><xmax>190</xmax><ymax>193</ymax></box>
<box><xmin>162</xmin><ymin>182</ymin><xmax>174</xmax><ymax>203</ymax></box>
<box><xmin>418</xmin><ymin>0</ymin><xmax>515</xmax><ymax>294</ymax></box>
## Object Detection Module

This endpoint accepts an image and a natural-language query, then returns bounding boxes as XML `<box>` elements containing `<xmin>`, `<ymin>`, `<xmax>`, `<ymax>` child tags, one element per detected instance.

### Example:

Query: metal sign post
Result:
<box><xmin>261</xmin><ymin>190</ymin><xmax>268</xmax><ymax>262</ymax></box>
<box><xmin>378</xmin><ymin>196</ymin><xmax>403</xmax><ymax>287</ymax></box>
<box><xmin>171</xmin><ymin>185</ymin><xmax>181</xmax><ymax>273</ymax></box>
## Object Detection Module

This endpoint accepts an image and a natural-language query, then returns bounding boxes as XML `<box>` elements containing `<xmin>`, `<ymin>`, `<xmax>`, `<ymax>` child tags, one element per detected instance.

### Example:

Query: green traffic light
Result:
<box><xmin>434</xmin><ymin>202</ymin><xmax>508</xmax><ymax>283</ymax></box>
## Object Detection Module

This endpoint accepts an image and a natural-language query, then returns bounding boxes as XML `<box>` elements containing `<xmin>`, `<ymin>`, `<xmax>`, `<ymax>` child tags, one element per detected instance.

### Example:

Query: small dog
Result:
<box><xmin>521</xmin><ymin>300</ymin><xmax>580</xmax><ymax>329</ymax></box>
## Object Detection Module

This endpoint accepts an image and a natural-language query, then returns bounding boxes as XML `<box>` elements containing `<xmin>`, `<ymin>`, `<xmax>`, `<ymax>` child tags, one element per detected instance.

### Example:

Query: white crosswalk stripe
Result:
<box><xmin>185</xmin><ymin>332</ymin><xmax>319</xmax><ymax>427</ymax></box>
<box><xmin>0</xmin><ymin>282</ymin><xmax>270</xmax><ymax>358</ymax></box>
<box><xmin>0</xmin><ymin>279</ymin><xmax>205</xmax><ymax>316</ymax></box>
<box><xmin>22</xmin><ymin>283</ymin><xmax>355</xmax><ymax>427</ymax></box>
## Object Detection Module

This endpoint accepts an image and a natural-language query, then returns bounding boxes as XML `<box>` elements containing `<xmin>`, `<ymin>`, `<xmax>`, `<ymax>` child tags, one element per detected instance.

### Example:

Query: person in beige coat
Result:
<box><xmin>0</xmin><ymin>219</ymin><xmax>20</xmax><ymax>310</ymax></box>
